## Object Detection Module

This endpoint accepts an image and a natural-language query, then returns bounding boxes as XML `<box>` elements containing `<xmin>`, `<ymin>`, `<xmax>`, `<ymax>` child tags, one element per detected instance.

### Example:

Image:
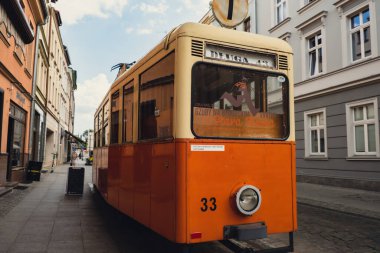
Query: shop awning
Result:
<box><xmin>65</xmin><ymin>130</ymin><xmax>86</xmax><ymax>145</ymax></box>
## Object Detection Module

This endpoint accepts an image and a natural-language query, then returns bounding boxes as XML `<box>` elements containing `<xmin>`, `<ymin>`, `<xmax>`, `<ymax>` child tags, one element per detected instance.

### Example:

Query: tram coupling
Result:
<box><xmin>220</xmin><ymin>232</ymin><xmax>294</xmax><ymax>253</ymax></box>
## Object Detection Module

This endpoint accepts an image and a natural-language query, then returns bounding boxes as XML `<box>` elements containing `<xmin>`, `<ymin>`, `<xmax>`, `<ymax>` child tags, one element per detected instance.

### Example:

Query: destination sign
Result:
<box><xmin>205</xmin><ymin>44</ymin><xmax>276</xmax><ymax>68</ymax></box>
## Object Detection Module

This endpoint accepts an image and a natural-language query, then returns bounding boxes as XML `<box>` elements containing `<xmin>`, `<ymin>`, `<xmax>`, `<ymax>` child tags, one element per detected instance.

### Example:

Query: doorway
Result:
<box><xmin>6</xmin><ymin>118</ymin><xmax>14</xmax><ymax>181</ymax></box>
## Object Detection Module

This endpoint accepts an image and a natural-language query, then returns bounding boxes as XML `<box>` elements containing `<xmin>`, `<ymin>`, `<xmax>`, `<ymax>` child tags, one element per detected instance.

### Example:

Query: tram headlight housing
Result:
<box><xmin>235</xmin><ymin>185</ymin><xmax>261</xmax><ymax>216</ymax></box>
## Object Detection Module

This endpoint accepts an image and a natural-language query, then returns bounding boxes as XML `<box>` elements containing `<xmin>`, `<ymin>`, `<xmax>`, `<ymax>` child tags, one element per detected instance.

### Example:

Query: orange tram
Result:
<box><xmin>93</xmin><ymin>23</ymin><xmax>296</xmax><ymax>252</ymax></box>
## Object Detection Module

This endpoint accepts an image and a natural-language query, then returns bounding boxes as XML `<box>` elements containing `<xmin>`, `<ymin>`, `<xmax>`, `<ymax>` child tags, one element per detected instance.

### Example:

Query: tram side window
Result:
<box><xmin>103</xmin><ymin>124</ymin><xmax>109</xmax><ymax>145</ymax></box>
<box><xmin>94</xmin><ymin>116</ymin><xmax>98</xmax><ymax>148</ymax></box>
<box><xmin>139</xmin><ymin>52</ymin><xmax>175</xmax><ymax>140</ymax></box>
<box><xmin>111</xmin><ymin>91</ymin><xmax>120</xmax><ymax>144</ymax></box>
<box><xmin>103</xmin><ymin>101</ymin><xmax>110</xmax><ymax>146</ymax></box>
<box><xmin>98</xmin><ymin>129</ymin><xmax>101</xmax><ymax>147</ymax></box>
<box><xmin>98</xmin><ymin>109</ymin><xmax>103</xmax><ymax>147</ymax></box>
<box><xmin>123</xmin><ymin>81</ymin><xmax>134</xmax><ymax>143</ymax></box>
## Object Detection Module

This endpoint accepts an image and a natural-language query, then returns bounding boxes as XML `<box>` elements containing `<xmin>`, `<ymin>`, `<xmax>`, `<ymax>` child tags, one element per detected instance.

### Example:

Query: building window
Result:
<box><xmin>9</xmin><ymin>103</ymin><xmax>27</xmax><ymax>167</ymax></box>
<box><xmin>350</xmin><ymin>8</ymin><xmax>371</xmax><ymax>61</ymax></box>
<box><xmin>244</xmin><ymin>17</ymin><xmax>251</xmax><ymax>32</ymax></box>
<box><xmin>346</xmin><ymin>98</ymin><xmax>379</xmax><ymax>157</ymax></box>
<box><xmin>307</xmin><ymin>32</ymin><xmax>323</xmax><ymax>76</ymax></box>
<box><xmin>275</xmin><ymin>0</ymin><xmax>287</xmax><ymax>24</ymax></box>
<box><xmin>304</xmin><ymin>109</ymin><xmax>327</xmax><ymax>158</ymax></box>
<box><xmin>303</xmin><ymin>0</ymin><xmax>316</xmax><ymax>5</ymax></box>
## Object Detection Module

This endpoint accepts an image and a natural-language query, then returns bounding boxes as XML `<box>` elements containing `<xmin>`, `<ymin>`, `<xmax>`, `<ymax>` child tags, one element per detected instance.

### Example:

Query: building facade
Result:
<box><xmin>201</xmin><ymin>0</ymin><xmax>380</xmax><ymax>190</ymax></box>
<box><xmin>33</xmin><ymin>4</ymin><xmax>77</xmax><ymax>169</ymax></box>
<box><xmin>0</xmin><ymin>0</ymin><xmax>77</xmax><ymax>186</ymax></box>
<box><xmin>31</xmin><ymin>1</ymin><xmax>50</xmax><ymax>164</ymax></box>
<box><xmin>0</xmin><ymin>0</ymin><xmax>48</xmax><ymax>185</ymax></box>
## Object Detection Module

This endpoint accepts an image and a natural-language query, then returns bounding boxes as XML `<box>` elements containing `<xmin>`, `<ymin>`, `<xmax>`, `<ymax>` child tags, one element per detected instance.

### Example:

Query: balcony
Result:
<box><xmin>0</xmin><ymin>0</ymin><xmax>34</xmax><ymax>44</ymax></box>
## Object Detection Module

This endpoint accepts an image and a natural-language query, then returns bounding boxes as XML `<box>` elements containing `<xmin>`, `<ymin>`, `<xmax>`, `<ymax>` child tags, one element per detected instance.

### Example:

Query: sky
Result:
<box><xmin>52</xmin><ymin>0</ymin><xmax>211</xmax><ymax>136</ymax></box>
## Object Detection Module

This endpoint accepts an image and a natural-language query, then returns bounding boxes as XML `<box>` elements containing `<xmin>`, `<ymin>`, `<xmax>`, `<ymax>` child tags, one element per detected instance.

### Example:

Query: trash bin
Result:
<box><xmin>26</xmin><ymin>161</ymin><xmax>43</xmax><ymax>181</ymax></box>
<box><xmin>66</xmin><ymin>167</ymin><xmax>85</xmax><ymax>195</ymax></box>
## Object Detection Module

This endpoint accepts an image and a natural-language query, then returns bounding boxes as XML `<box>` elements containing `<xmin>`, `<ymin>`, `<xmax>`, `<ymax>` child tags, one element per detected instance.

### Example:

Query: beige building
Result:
<box><xmin>31</xmin><ymin>1</ymin><xmax>50</xmax><ymax>164</ymax></box>
<box><xmin>32</xmin><ymin>3</ymin><xmax>77</xmax><ymax>169</ymax></box>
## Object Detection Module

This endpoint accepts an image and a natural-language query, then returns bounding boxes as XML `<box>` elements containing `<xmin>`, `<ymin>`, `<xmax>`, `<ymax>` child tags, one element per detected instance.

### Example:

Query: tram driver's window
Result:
<box><xmin>192</xmin><ymin>63</ymin><xmax>289</xmax><ymax>139</ymax></box>
<box><xmin>139</xmin><ymin>52</ymin><xmax>175</xmax><ymax>141</ymax></box>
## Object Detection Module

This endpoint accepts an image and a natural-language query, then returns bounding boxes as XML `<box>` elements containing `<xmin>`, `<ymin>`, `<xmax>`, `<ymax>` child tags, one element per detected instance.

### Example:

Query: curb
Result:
<box><xmin>297</xmin><ymin>198</ymin><xmax>380</xmax><ymax>221</ymax></box>
<box><xmin>0</xmin><ymin>187</ymin><xmax>13</xmax><ymax>197</ymax></box>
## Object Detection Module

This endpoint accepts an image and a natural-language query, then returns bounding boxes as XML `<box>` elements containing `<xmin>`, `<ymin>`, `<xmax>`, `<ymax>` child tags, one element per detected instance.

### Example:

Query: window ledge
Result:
<box><xmin>295</xmin><ymin>11</ymin><xmax>327</xmax><ymax>31</ymax></box>
<box><xmin>308</xmin><ymin>72</ymin><xmax>325</xmax><ymax>79</ymax></box>
<box><xmin>346</xmin><ymin>156</ymin><xmax>380</xmax><ymax>161</ymax></box>
<box><xmin>269</xmin><ymin>17</ymin><xmax>291</xmax><ymax>33</ymax></box>
<box><xmin>0</xmin><ymin>23</ymin><xmax>11</xmax><ymax>47</ymax></box>
<box><xmin>24</xmin><ymin>68</ymin><xmax>32</xmax><ymax>79</ymax></box>
<box><xmin>297</xmin><ymin>0</ymin><xmax>322</xmax><ymax>14</ymax></box>
<box><xmin>295</xmin><ymin>56</ymin><xmax>380</xmax><ymax>87</ymax></box>
<box><xmin>333</xmin><ymin>0</ymin><xmax>351</xmax><ymax>9</ymax></box>
<box><xmin>304</xmin><ymin>156</ymin><xmax>328</xmax><ymax>161</ymax></box>
<box><xmin>12</xmin><ymin>166</ymin><xmax>25</xmax><ymax>171</ymax></box>
<box><xmin>13</xmin><ymin>47</ymin><xmax>24</xmax><ymax>66</ymax></box>
<box><xmin>350</xmin><ymin>56</ymin><xmax>373</xmax><ymax>66</ymax></box>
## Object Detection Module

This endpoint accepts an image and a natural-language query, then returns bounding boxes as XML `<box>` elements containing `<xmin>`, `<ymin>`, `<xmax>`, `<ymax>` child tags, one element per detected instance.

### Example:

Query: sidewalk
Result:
<box><xmin>0</xmin><ymin>159</ymin><xmax>120</xmax><ymax>253</ymax></box>
<box><xmin>297</xmin><ymin>182</ymin><xmax>380</xmax><ymax>220</ymax></box>
<box><xmin>0</xmin><ymin>160</ymin><xmax>230</xmax><ymax>253</ymax></box>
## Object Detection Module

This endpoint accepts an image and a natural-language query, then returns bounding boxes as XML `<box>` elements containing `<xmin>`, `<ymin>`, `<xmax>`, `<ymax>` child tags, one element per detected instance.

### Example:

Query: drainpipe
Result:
<box><xmin>254</xmin><ymin>0</ymin><xmax>258</xmax><ymax>34</ymax></box>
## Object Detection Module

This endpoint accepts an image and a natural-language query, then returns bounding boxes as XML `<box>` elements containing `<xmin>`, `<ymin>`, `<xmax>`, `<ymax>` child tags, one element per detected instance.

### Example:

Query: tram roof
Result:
<box><xmin>174</xmin><ymin>22</ymin><xmax>293</xmax><ymax>54</ymax></box>
<box><xmin>99</xmin><ymin>22</ymin><xmax>293</xmax><ymax>113</ymax></box>
<box><xmin>114</xmin><ymin>22</ymin><xmax>292</xmax><ymax>83</ymax></box>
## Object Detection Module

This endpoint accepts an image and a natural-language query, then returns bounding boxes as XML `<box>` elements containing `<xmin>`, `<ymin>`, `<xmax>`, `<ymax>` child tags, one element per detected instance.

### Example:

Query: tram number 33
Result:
<box><xmin>201</xmin><ymin>197</ymin><xmax>217</xmax><ymax>212</ymax></box>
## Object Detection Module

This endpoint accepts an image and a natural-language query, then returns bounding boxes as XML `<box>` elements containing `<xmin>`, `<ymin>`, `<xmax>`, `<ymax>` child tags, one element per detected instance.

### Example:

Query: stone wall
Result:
<box><xmin>0</xmin><ymin>153</ymin><xmax>8</xmax><ymax>186</ymax></box>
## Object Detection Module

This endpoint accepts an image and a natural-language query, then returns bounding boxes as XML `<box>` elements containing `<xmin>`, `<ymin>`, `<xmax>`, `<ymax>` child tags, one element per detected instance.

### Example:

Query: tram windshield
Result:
<box><xmin>192</xmin><ymin>63</ymin><xmax>289</xmax><ymax>139</ymax></box>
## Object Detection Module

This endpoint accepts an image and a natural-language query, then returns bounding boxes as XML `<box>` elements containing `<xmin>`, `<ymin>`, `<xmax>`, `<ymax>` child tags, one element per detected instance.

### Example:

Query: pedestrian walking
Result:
<box><xmin>71</xmin><ymin>151</ymin><xmax>78</xmax><ymax>166</ymax></box>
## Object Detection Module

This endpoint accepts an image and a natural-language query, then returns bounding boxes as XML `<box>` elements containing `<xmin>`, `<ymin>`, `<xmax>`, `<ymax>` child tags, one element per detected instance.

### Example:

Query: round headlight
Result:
<box><xmin>235</xmin><ymin>185</ymin><xmax>261</xmax><ymax>215</ymax></box>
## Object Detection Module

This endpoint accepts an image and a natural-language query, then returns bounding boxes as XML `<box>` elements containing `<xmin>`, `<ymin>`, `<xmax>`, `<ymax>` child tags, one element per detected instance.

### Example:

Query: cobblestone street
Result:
<box><xmin>268</xmin><ymin>204</ymin><xmax>380</xmax><ymax>253</ymax></box>
<box><xmin>0</xmin><ymin>186</ymin><xmax>33</xmax><ymax>218</ymax></box>
<box><xmin>295</xmin><ymin>204</ymin><xmax>380</xmax><ymax>253</ymax></box>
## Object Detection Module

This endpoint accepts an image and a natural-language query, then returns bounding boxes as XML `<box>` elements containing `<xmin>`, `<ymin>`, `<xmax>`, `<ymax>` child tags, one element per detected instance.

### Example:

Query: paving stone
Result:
<box><xmin>15</xmin><ymin>233</ymin><xmax>50</xmax><ymax>243</ymax></box>
<box><xmin>7</xmin><ymin>242</ymin><xmax>48</xmax><ymax>253</ymax></box>
<box><xmin>47</xmin><ymin>241</ymin><xmax>84</xmax><ymax>253</ymax></box>
<box><xmin>51</xmin><ymin>225</ymin><xmax>82</xmax><ymax>242</ymax></box>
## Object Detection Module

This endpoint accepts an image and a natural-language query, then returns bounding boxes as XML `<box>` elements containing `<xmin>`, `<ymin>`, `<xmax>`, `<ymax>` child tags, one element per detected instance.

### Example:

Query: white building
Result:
<box><xmin>201</xmin><ymin>0</ymin><xmax>380</xmax><ymax>190</ymax></box>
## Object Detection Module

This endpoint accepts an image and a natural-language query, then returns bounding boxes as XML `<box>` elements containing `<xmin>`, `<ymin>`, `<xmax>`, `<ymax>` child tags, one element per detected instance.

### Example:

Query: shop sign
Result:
<box><xmin>16</xmin><ymin>91</ymin><xmax>25</xmax><ymax>104</ymax></box>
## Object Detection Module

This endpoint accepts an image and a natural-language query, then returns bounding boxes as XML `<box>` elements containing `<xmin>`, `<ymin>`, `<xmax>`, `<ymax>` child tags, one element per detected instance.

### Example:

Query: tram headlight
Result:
<box><xmin>235</xmin><ymin>185</ymin><xmax>261</xmax><ymax>216</ymax></box>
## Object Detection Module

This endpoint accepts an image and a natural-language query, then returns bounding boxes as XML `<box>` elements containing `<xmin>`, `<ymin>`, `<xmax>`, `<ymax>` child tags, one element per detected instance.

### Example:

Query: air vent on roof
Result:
<box><xmin>278</xmin><ymin>55</ymin><xmax>288</xmax><ymax>70</ymax></box>
<box><xmin>191</xmin><ymin>40</ymin><xmax>204</xmax><ymax>57</ymax></box>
